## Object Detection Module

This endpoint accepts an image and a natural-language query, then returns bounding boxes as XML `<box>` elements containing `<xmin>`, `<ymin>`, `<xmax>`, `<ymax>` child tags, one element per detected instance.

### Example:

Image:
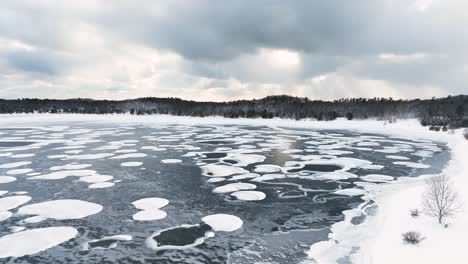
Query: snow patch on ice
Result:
<box><xmin>201</xmin><ymin>214</ymin><xmax>243</xmax><ymax>232</ymax></box>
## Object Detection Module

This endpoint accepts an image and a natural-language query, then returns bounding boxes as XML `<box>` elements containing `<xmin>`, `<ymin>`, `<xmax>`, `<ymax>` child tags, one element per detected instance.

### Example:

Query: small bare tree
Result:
<box><xmin>423</xmin><ymin>174</ymin><xmax>462</xmax><ymax>224</ymax></box>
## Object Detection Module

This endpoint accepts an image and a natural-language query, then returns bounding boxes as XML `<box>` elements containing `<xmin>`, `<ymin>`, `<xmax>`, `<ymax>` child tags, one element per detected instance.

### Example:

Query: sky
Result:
<box><xmin>0</xmin><ymin>0</ymin><xmax>467</xmax><ymax>101</ymax></box>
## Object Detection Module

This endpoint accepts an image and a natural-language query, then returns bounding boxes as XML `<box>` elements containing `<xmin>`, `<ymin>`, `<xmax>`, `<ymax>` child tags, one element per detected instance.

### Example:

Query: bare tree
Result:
<box><xmin>423</xmin><ymin>174</ymin><xmax>462</xmax><ymax>224</ymax></box>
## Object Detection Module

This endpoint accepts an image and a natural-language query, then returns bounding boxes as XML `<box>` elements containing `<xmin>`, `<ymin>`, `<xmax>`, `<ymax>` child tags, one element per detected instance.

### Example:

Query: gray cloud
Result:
<box><xmin>0</xmin><ymin>0</ymin><xmax>466</xmax><ymax>100</ymax></box>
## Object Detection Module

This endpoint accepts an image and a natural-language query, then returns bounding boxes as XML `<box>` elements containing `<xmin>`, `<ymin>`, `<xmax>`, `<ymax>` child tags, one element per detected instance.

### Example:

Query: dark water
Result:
<box><xmin>0</xmin><ymin>123</ymin><xmax>449</xmax><ymax>264</ymax></box>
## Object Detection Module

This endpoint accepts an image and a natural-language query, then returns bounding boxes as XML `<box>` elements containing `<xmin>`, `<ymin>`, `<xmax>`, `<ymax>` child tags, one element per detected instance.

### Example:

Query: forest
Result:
<box><xmin>0</xmin><ymin>95</ymin><xmax>467</xmax><ymax>129</ymax></box>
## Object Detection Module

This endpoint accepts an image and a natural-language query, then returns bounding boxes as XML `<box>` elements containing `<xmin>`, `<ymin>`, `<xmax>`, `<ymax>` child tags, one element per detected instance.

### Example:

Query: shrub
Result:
<box><xmin>402</xmin><ymin>231</ymin><xmax>424</xmax><ymax>245</ymax></box>
<box><xmin>464</xmin><ymin>130</ymin><xmax>468</xmax><ymax>140</ymax></box>
<box><xmin>410</xmin><ymin>209</ymin><xmax>419</xmax><ymax>217</ymax></box>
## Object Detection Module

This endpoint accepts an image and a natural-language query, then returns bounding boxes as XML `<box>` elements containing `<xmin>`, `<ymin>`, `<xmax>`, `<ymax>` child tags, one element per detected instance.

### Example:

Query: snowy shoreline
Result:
<box><xmin>1</xmin><ymin>114</ymin><xmax>466</xmax><ymax>263</ymax></box>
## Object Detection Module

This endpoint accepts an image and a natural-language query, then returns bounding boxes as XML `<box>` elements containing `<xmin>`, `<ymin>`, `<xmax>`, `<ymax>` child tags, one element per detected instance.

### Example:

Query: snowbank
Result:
<box><xmin>308</xmin><ymin>129</ymin><xmax>468</xmax><ymax>264</ymax></box>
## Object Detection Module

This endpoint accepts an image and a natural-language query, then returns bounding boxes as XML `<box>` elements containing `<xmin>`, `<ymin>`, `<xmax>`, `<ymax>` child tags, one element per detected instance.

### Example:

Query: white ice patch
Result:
<box><xmin>207</xmin><ymin>178</ymin><xmax>225</xmax><ymax>183</ymax></box>
<box><xmin>0</xmin><ymin>227</ymin><xmax>78</xmax><ymax>258</ymax></box>
<box><xmin>231</xmin><ymin>191</ymin><xmax>266</xmax><ymax>201</ymax></box>
<box><xmin>0</xmin><ymin>195</ymin><xmax>31</xmax><ymax>211</ymax></box>
<box><xmin>230</xmin><ymin>173</ymin><xmax>260</xmax><ymax>181</ymax></box>
<box><xmin>161</xmin><ymin>159</ymin><xmax>182</xmax><ymax>164</ymax></box>
<box><xmin>213</xmin><ymin>183</ymin><xmax>257</xmax><ymax>193</ymax></box>
<box><xmin>120</xmin><ymin>162</ymin><xmax>143</xmax><ymax>167</ymax></box>
<box><xmin>49</xmin><ymin>163</ymin><xmax>92</xmax><ymax>171</ymax></box>
<box><xmin>0</xmin><ymin>161</ymin><xmax>31</xmax><ymax>169</ymax></box>
<box><xmin>313</xmin><ymin>171</ymin><xmax>358</xmax><ymax>181</ymax></box>
<box><xmin>141</xmin><ymin>146</ymin><xmax>166</xmax><ymax>151</ymax></box>
<box><xmin>0</xmin><ymin>176</ymin><xmax>16</xmax><ymax>184</ymax></box>
<box><xmin>7</xmin><ymin>168</ymin><xmax>33</xmax><ymax>175</ymax></box>
<box><xmin>132</xmin><ymin>210</ymin><xmax>167</xmax><ymax>221</ymax></box>
<box><xmin>360</xmin><ymin>174</ymin><xmax>394</xmax><ymax>182</ymax></box>
<box><xmin>201</xmin><ymin>164</ymin><xmax>249</xmax><ymax>178</ymax></box>
<box><xmin>10</xmin><ymin>153</ymin><xmax>35</xmax><ymax>158</ymax></box>
<box><xmin>132</xmin><ymin>197</ymin><xmax>169</xmax><ymax>221</ymax></box>
<box><xmin>385</xmin><ymin>155</ymin><xmax>410</xmax><ymax>160</ymax></box>
<box><xmin>79</xmin><ymin>175</ymin><xmax>113</xmax><ymax>183</ymax></box>
<box><xmin>0</xmin><ymin>191</ymin><xmax>7</xmax><ymax>196</ymax></box>
<box><xmin>88</xmin><ymin>182</ymin><xmax>115</xmax><ymax>189</ymax></box>
<box><xmin>201</xmin><ymin>214</ymin><xmax>243</xmax><ymax>232</ymax></box>
<box><xmin>132</xmin><ymin>198</ymin><xmax>169</xmax><ymax>210</ymax></box>
<box><xmin>17</xmin><ymin>199</ymin><xmax>103</xmax><ymax>220</ymax></box>
<box><xmin>0</xmin><ymin>211</ymin><xmax>12</xmax><ymax>221</ymax></box>
<box><xmin>223</xmin><ymin>153</ymin><xmax>265</xmax><ymax>167</ymax></box>
<box><xmin>334</xmin><ymin>188</ymin><xmax>366</xmax><ymax>196</ymax></box>
<box><xmin>254</xmin><ymin>164</ymin><xmax>282</xmax><ymax>173</ymax></box>
<box><xmin>393</xmin><ymin>161</ymin><xmax>430</xmax><ymax>169</ymax></box>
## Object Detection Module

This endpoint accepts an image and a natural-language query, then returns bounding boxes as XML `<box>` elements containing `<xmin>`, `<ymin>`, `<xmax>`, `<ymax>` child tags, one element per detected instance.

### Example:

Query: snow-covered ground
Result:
<box><xmin>1</xmin><ymin>114</ymin><xmax>466</xmax><ymax>263</ymax></box>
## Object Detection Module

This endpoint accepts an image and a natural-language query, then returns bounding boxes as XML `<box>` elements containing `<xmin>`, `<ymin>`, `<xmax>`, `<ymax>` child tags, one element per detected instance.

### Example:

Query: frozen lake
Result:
<box><xmin>0</xmin><ymin>121</ymin><xmax>449</xmax><ymax>263</ymax></box>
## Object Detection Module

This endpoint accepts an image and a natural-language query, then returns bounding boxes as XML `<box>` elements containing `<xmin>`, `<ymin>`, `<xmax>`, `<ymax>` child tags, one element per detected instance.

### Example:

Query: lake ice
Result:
<box><xmin>0</xmin><ymin>121</ymin><xmax>449</xmax><ymax>263</ymax></box>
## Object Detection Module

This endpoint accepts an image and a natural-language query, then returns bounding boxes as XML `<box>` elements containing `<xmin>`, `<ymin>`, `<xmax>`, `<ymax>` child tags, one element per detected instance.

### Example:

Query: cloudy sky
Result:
<box><xmin>0</xmin><ymin>0</ymin><xmax>467</xmax><ymax>101</ymax></box>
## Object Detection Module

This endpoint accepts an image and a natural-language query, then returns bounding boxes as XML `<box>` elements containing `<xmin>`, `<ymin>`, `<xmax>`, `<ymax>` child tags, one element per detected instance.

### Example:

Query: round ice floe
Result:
<box><xmin>393</xmin><ymin>161</ymin><xmax>430</xmax><ymax>169</ymax></box>
<box><xmin>7</xmin><ymin>168</ymin><xmax>33</xmax><ymax>175</ymax></box>
<box><xmin>0</xmin><ymin>195</ymin><xmax>31</xmax><ymax>211</ymax></box>
<box><xmin>79</xmin><ymin>175</ymin><xmax>113</xmax><ymax>183</ymax></box>
<box><xmin>0</xmin><ymin>227</ymin><xmax>78</xmax><ymax>258</ymax></box>
<box><xmin>49</xmin><ymin>163</ymin><xmax>92</xmax><ymax>171</ymax></box>
<box><xmin>201</xmin><ymin>214</ymin><xmax>243</xmax><ymax>232</ymax></box>
<box><xmin>207</xmin><ymin>178</ymin><xmax>225</xmax><ymax>183</ymax></box>
<box><xmin>0</xmin><ymin>161</ymin><xmax>31</xmax><ymax>169</ymax></box>
<box><xmin>120</xmin><ymin>162</ymin><xmax>143</xmax><ymax>167</ymax></box>
<box><xmin>132</xmin><ymin>198</ymin><xmax>169</xmax><ymax>210</ymax></box>
<box><xmin>0</xmin><ymin>176</ymin><xmax>16</xmax><ymax>184</ymax></box>
<box><xmin>230</xmin><ymin>173</ymin><xmax>260</xmax><ymax>181</ymax></box>
<box><xmin>132</xmin><ymin>197</ymin><xmax>169</xmax><ymax>221</ymax></box>
<box><xmin>231</xmin><ymin>191</ymin><xmax>266</xmax><ymax>201</ymax></box>
<box><xmin>201</xmin><ymin>164</ymin><xmax>249</xmax><ymax>177</ymax></box>
<box><xmin>0</xmin><ymin>211</ymin><xmax>12</xmax><ymax>221</ymax></box>
<box><xmin>11</xmin><ymin>153</ymin><xmax>35</xmax><ymax>158</ymax></box>
<box><xmin>17</xmin><ymin>199</ymin><xmax>103</xmax><ymax>220</ymax></box>
<box><xmin>360</xmin><ymin>174</ymin><xmax>394</xmax><ymax>182</ymax></box>
<box><xmin>334</xmin><ymin>188</ymin><xmax>366</xmax><ymax>196</ymax></box>
<box><xmin>132</xmin><ymin>209</ymin><xmax>167</xmax><ymax>221</ymax></box>
<box><xmin>254</xmin><ymin>164</ymin><xmax>282</xmax><ymax>173</ymax></box>
<box><xmin>385</xmin><ymin>155</ymin><xmax>410</xmax><ymax>160</ymax></box>
<box><xmin>88</xmin><ymin>182</ymin><xmax>115</xmax><ymax>189</ymax></box>
<box><xmin>161</xmin><ymin>159</ymin><xmax>182</xmax><ymax>164</ymax></box>
<box><xmin>213</xmin><ymin>183</ymin><xmax>256</xmax><ymax>194</ymax></box>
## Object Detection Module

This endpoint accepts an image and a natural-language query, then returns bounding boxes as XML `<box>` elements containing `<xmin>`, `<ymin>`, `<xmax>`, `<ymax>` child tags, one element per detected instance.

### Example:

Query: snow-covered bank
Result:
<box><xmin>307</xmin><ymin>130</ymin><xmax>468</xmax><ymax>263</ymax></box>
<box><xmin>1</xmin><ymin>114</ymin><xmax>465</xmax><ymax>263</ymax></box>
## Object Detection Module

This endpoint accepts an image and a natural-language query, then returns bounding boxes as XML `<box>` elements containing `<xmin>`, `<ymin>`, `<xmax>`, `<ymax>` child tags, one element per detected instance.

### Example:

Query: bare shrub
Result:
<box><xmin>464</xmin><ymin>129</ymin><xmax>468</xmax><ymax>140</ymax></box>
<box><xmin>402</xmin><ymin>231</ymin><xmax>424</xmax><ymax>245</ymax></box>
<box><xmin>423</xmin><ymin>174</ymin><xmax>462</xmax><ymax>224</ymax></box>
<box><xmin>410</xmin><ymin>209</ymin><xmax>419</xmax><ymax>217</ymax></box>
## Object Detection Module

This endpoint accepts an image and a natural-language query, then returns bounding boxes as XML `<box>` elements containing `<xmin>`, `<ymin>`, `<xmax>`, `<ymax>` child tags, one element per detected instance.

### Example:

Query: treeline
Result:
<box><xmin>0</xmin><ymin>95</ymin><xmax>467</xmax><ymax>129</ymax></box>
